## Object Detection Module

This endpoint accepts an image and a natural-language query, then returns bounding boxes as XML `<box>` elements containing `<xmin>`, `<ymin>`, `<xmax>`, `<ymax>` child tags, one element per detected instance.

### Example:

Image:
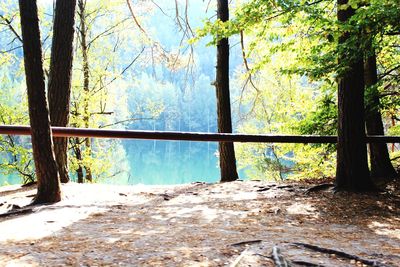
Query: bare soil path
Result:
<box><xmin>0</xmin><ymin>180</ymin><xmax>399</xmax><ymax>266</ymax></box>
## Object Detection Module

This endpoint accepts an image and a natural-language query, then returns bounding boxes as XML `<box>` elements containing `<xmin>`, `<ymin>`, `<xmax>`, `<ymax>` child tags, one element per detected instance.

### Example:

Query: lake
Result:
<box><xmin>0</xmin><ymin>140</ymin><xmax>246</xmax><ymax>186</ymax></box>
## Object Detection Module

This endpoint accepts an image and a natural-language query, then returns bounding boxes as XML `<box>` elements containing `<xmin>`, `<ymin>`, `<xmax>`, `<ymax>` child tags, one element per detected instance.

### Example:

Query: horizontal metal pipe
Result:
<box><xmin>0</xmin><ymin>125</ymin><xmax>400</xmax><ymax>143</ymax></box>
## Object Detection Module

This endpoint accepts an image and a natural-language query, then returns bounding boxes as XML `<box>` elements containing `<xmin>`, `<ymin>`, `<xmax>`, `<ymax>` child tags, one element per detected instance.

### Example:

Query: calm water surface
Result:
<box><xmin>1</xmin><ymin>141</ymin><xmax>246</xmax><ymax>186</ymax></box>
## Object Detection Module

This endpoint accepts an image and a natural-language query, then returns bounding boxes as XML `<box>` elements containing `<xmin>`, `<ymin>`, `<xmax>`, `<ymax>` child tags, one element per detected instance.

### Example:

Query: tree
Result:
<box><xmin>215</xmin><ymin>0</ymin><xmax>239</xmax><ymax>182</ymax></box>
<box><xmin>335</xmin><ymin>0</ymin><xmax>376</xmax><ymax>192</ymax></box>
<box><xmin>365</xmin><ymin>44</ymin><xmax>398</xmax><ymax>183</ymax></box>
<box><xmin>48</xmin><ymin>0</ymin><xmax>77</xmax><ymax>183</ymax></box>
<box><xmin>70</xmin><ymin>0</ymin><xmax>145</xmax><ymax>183</ymax></box>
<box><xmin>200</xmin><ymin>0</ymin><xmax>399</xmax><ymax>185</ymax></box>
<box><xmin>19</xmin><ymin>0</ymin><xmax>61</xmax><ymax>203</ymax></box>
<box><xmin>76</xmin><ymin>0</ymin><xmax>93</xmax><ymax>182</ymax></box>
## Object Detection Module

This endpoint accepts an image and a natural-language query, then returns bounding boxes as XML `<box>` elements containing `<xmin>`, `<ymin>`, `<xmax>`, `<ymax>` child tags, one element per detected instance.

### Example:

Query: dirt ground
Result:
<box><xmin>0</xmin><ymin>179</ymin><xmax>399</xmax><ymax>266</ymax></box>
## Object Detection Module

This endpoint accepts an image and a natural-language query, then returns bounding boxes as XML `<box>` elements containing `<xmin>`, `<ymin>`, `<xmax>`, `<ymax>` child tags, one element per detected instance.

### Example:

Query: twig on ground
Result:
<box><xmin>231</xmin><ymin>240</ymin><xmax>262</xmax><ymax>247</ymax></box>
<box><xmin>276</xmin><ymin>185</ymin><xmax>294</xmax><ymax>189</ymax></box>
<box><xmin>292</xmin><ymin>260</ymin><xmax>326</xmax><ymax>267</ymax></box>
<box><xmin>256</xmin><ymin>187</ymin><xmax>272</xmax><ymax>192</ymax></box>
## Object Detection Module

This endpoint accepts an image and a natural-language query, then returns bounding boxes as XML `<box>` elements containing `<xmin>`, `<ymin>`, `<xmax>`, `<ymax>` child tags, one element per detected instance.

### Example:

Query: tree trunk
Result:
<box><xmin>70</xmin><ymin>136</ymin><xmax>85</xmax><ymax>183</ymax></box>
<box><xmin>364</xmin><ymin>48</ymin><xmax>398</xmax><ymax>182</ymax></box>
<box><xmin>77</xmin><ymin>165</ymin><xmax>84</xmax><ymax>183</ymax></box>
<box><xmin>335</xmin><ymin>0</ymin><xmax>376</xmax><ymax>192</ymax></box>
<box><xmin>19</xmin><ymin>0</ymin><xmax>61</xmax><ymax>203</ymax></box>
<box><xmin>216</xmin><ymin>0</ymin><xmax>239</xmax><ymax>182</ymax></box>
<box><xmin>78</xmin><ymin>0</ymin><xmax>93</xmax><ymax>182</ymax></box>
<box><xmin>48</xmin><ymin>0</ymin><xmax>77</xmax><ymax>184</ymax></box>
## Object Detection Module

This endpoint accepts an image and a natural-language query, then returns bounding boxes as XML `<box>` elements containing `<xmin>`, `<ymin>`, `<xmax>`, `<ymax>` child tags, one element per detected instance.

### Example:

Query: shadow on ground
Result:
<box><xmin>0</xmin><ymin>181</ymin><xmax>399</xmax><ymax>266</ymax></box>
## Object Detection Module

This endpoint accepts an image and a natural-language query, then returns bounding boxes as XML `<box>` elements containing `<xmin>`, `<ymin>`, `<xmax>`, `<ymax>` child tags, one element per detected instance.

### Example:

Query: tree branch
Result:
<box><xmin>240</xmin><ymin>30</ymin><xmax>260</xmax><ymax>92</ymax></box>
<box><xmin>0</xmin><ymin>45</ymin><xmax>22</xmax><ymax>54</ymax></box>
<box><xmin>0</xmin><ymin>14</ymin><xmax>23</xmax><ymax>43</ymax></box>
<box><xmin>126</xmin><ymin>0</ymin><xmax>149</xmax><ymax>38</ymax></box>
<box><xmin>378</xmin><ymin>64</ymin><xmax>400</xmax><ymax>81</ymax></box>
<box><xmin>91</xmin><ymin>47</ymin><xmax>145</xmax><ymax>96</ymax></box>
<box><xmin>99</xmin><ymin>117</ymin><xmax>155</xmax><ymax>129</ymax></box>
<box><xmin>87</xmin><ymin>18</ymin><xmax>130</xmax><ymax>49</ymax></box>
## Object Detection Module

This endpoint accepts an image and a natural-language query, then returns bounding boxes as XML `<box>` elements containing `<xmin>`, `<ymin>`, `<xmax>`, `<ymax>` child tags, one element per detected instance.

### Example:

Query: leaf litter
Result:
<box><xmin>0</xmin><ymin>179</ymin><xmax>399</xmax><ymax>266</ymax></box>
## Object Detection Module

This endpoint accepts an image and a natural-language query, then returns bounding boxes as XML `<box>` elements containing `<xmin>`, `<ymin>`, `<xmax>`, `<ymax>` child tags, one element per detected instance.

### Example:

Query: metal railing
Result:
<box><xmin>1</xmin><ymin>125</ymin><xmax>400</xmax><ymax>143</ymax></box>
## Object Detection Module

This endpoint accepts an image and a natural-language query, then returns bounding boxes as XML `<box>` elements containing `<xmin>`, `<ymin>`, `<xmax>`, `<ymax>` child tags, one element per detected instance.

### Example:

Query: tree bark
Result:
<box><xmin>48</xmin><ymin>0</ymin><xmax>77</xmax><ymax>183</ymax></box>
<box><xmin>19</xmin><ymin>0</ymin><xmax>61</xmax><ymax>203</ymax></box>
<box><xmin>335</xmin><ymin>0</ymin><xmax>376</xmax><ymax>192</ymax></box>
<box><xmin>216</xmin><ymin>0</ymin><xmax>239</xmax><ymax>182</ymax></box>
<box><xmin>364</xmin><ymin>48</ymin><xmax>398</xmax><ymax>182</ymax></box>
<box><xmin>74</xmin><ymin>137</ymin><xmax>84</xmax><ymax>183</ymax></box>
<box><xmin>78</xmin><ymin>0</ymin><xmax>93</xmax><ymax>182</ymax></box>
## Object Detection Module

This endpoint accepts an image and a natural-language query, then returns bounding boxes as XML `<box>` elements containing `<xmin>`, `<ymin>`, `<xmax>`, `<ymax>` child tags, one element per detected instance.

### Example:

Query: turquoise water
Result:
<box><xmin>0</xmin><ymin>174</ymin><xmax>21</xmax><ymax>186</ymax></box>
<box><xmin>1</xmin><ymin>140</ymin><xmax>246</xmax><ymax>186</ymax></box>
<box><xmin>103</xmin><ymin>140</ymin><xmax>223</xmax><ymax>185</ymax></box>
<box><xmin>101</xmin><ymin>140</ymin><xmax>246</xmax><ymax>185</ymax></box>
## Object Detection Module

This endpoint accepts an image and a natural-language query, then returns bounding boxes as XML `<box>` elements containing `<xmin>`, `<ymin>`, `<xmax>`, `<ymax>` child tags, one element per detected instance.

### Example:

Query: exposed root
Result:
<box><xmin>304</xmin><ymin>183</ymin><xmax>334</xmax><ymax>194</ymax></box>
<box><xmin>0</xmin><ymin>208</ymin><xmax>34</xmax><ymax>219</ymax></box>
<box><xmin>293</xmin><ymin>242</ymin><xmax>393</xmax><ymax>267</ymax></box>
<box><xmin>272</xmin><ymin>246</ymin><xmax>291</xmax><ymax>267</ymax></box>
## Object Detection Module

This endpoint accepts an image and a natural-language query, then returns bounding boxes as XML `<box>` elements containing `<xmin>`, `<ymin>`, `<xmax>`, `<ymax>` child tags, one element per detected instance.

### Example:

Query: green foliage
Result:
<box><xmin>195</xmin><ymin>0</ymin><xmax>399</xmax><ymax>181</ymax></box>
<box><xmin>298</xmin><ymin>86</ymin><xmax>337</xmax><ymax>136</ymax></box>
<box><xmin>0</xmin><ymin>0</ymin><xmax>64</xmax><ymax>185</ymax></box>
<box><xmin>234</xmin><ymin>46</ymin><xmax>336</xmax><ymax>180</ymax></box>
<box><xmin>1</xmin><ymin>0</ymin><xmax>398</xmax><ymax>184</ymax></box>
<box><xmin>0</xmin><ymin>51</ymin><xmax>34</xmax><ymax>184</ymax></box>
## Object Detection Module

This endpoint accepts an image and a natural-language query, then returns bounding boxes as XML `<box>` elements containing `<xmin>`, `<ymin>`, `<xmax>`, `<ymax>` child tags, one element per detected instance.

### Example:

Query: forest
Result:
<box><xmin>0</xmin><ymin>0</ymin><xmax>399</xmax><ymax>190</ymax></box>
<box><xmin>0</xmin><ymin>0</ymin><xmax>244</xmax><ymax>186</ymax></box>
<box><xmin>0</xmin><ymin>0</ymin><xmax>399</xmax><ymax>266</ymax></box>
<box><xmin>0</xmin><ymin>0</ymin><xmax>398</xmax><ymax>190</ymax></box>
<box><xmin>1</xmin><ymin>1</ymin><xmax>399</xmax><ymax>188</ymax></box>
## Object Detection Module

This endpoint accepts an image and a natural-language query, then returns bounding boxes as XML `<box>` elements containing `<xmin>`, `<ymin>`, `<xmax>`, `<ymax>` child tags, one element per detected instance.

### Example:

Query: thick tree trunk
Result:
<box><xmin>19</xmin><ymin>0</ymin><xmax>61</xmax><ymax>203</ymax></box>
<box><xmin>364</xmin><ymin>49</ymin><xmax>398</xmax><ymax>182</ymax></box>
<box><xmin>216</xmin><ymin>0</ymin><xmax>239</xmax><ymax>182</ymax></box>
<box><xmin>335</xmin><ymin>0</ymin><xmax>376</xmax><ymax>192</ymax></box>
<box><xmin>48</xmin><ymin>0</ymin><xmax>77</xmax><ymax>183</ymax></box>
